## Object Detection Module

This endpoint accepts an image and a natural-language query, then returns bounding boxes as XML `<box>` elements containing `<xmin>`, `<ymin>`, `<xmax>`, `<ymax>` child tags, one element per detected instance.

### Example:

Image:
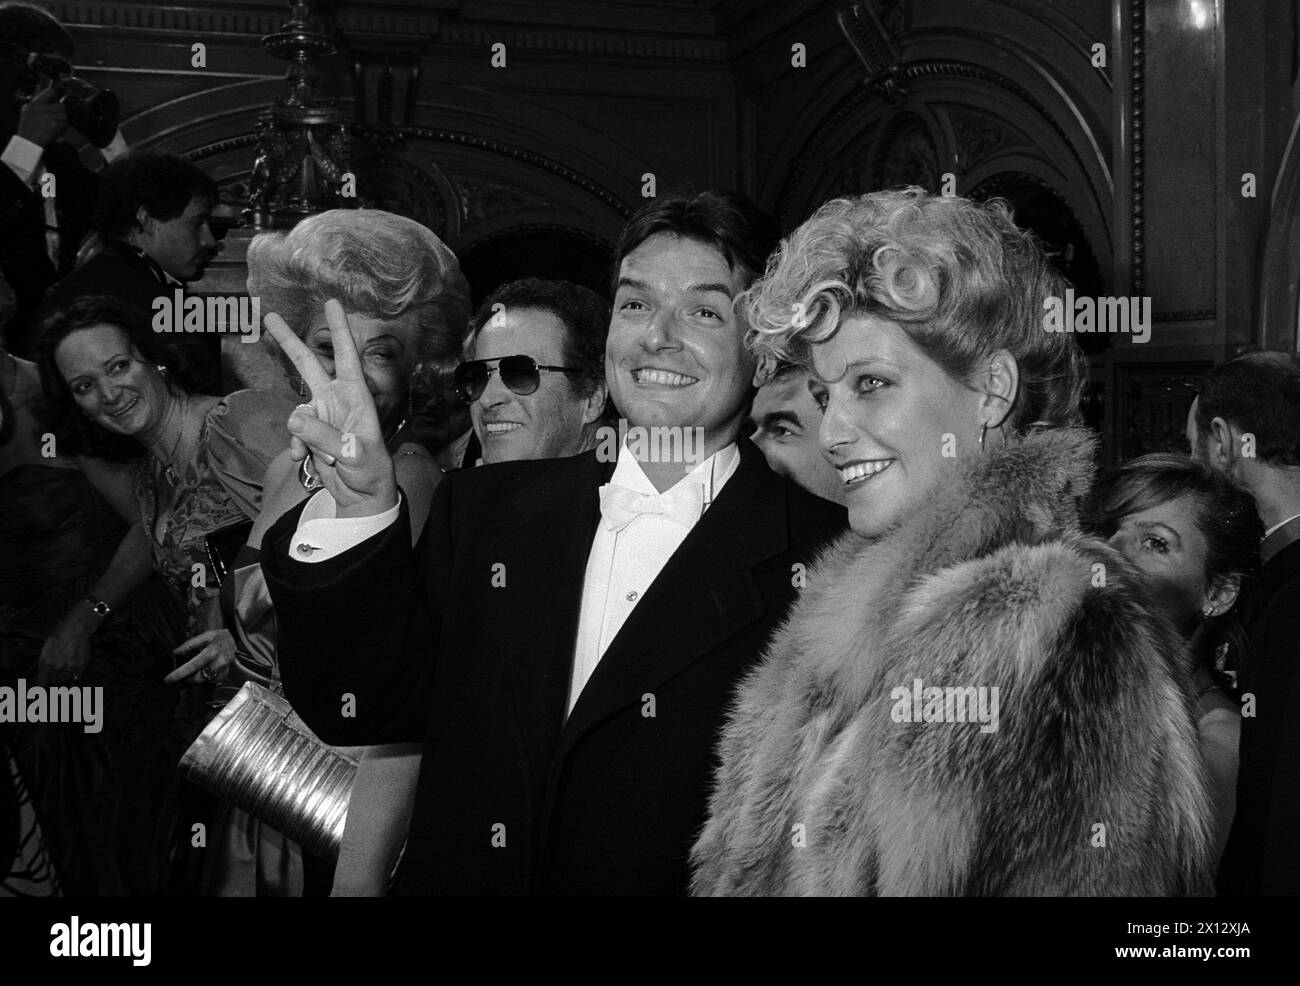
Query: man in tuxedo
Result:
<box><xmin>0</xmin><ymin>1</ymin><xmax>128</xmax><ymax>356</ymax></box>
<box><xmin>41</xmin><ymin>151</ymin><xmax>223</xmax><ymax>393</ymax></box>
<box><xmin>261</xmin><ymin>192</ymin><xmax>847</xmax><ymax>895</ymax></box>
<box><xmin>1191</xmin><ymin>352</ymin><xmax>1300</xmax><ymax>896</ymax></box>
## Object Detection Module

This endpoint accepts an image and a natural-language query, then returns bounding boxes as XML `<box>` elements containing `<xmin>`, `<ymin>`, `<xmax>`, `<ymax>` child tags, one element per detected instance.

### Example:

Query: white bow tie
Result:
<box><xmin>598</xmin><ymin>481</ymin><xmax>706</xmax><ymax>532</ymax></box>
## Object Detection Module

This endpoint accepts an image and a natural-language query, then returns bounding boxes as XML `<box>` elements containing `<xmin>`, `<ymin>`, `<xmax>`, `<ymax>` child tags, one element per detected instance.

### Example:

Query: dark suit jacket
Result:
<box><xmin>40</xmin><ymin>241</ymin><xmax>221</xmax><ymax>393</ymax></box>
<box><xmin>0</xmin><ymin>140</ymin><xmax>97</xmax><ymax>356</ymax></box>
<box><xmin>262</xmin><ymin>439</ymin><xmax>846</xmax><ymax>895</ymax></box>
<box><xmin>1217</xmin><ymin>537</ymin><xmax>1300</xmax><ymax>895</ymax></box>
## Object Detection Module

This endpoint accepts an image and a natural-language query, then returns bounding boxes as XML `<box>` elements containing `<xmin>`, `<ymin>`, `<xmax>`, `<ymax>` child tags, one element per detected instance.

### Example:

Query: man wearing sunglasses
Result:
<box><xmin>0</xmin><ymin>1</ymin><xmax>128</xmax><ymax>356</ymax></box>
<box><xmin>40</xmin><ymin>151</ymin><xmax>224</xmax><ymax>393</ymax></box>
<box><xmin>452</xmin><ymin>277</ymin><xmax>609</xmax><ymax>467</ymax></box>
<box><xmin>260</xmin><ymin>191</ymin><xmax>847</xmax><ymax>896</ymax></box>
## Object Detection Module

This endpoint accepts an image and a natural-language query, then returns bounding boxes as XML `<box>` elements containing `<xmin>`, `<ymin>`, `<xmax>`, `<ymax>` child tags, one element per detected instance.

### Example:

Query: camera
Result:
<box><xmin>0</xmin><ymin>44</ymin><xmax>119</xmax><ymax>148</ymax></box>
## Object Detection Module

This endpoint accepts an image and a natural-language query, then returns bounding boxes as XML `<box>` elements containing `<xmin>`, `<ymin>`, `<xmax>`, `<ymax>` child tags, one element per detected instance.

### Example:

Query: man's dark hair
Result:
<box><xmin>610</xmin><ymin>190</ymin><xmax>780</xmax><ymax>296</ymax></box>
<box><xmin>34</xmin><ymin>294</ymin><xmax>205</xmax><ymax>461</ymax></box>
<box><xmin>1196</xmin><ymin>351</ymin><xmax>1300</xmax><ymax>467</ymax></box>
<box><xmin>464</xmin><ymin>277</ymin><xmax>610</xmax><ymax>409</ymax></box>
<box><xmin>93</xmin><ymin>151</ymin><xmax>219</xmax><ymax>240</ymax></box>
<box><xmin>0</xmin><ymin>2</ymin><xmax>74</xmax><ymax>56</ymax></box>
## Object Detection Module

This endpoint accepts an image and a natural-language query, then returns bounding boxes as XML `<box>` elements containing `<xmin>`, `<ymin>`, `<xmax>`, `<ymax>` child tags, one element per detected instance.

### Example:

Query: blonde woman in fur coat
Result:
<box><xmin>691</xmin><ymin>188</ymin><xmax>1213</xmax><ymax>896</ymax></box>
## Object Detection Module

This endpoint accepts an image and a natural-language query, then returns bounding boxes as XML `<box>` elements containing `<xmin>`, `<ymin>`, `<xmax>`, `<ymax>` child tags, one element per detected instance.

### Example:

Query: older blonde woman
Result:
<box><xmin>690</xmin><ymin>188</ymin><xmax>1213</xmax><ymax>896</ymax></box>
<box><xmin>203</xmin><ymin>208</ymin><xmax>469</xmax><ymax>896</ymax></box>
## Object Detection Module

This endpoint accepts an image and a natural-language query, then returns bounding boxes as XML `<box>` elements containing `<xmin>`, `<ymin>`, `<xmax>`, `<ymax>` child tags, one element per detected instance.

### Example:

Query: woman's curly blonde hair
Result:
<box><xmin>247</xmin><ymin>208</ymin><xmax>471</xmax><ymax>372</ymax></box>
<box><xmin>744</xmin><ymin>187</ymin><xmax>1087</xmax><ymax>430</ymax></box>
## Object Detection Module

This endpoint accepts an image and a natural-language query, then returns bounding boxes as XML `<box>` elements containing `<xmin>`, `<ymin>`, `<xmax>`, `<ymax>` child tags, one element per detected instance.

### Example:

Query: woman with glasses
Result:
<box><xmin>202</xmin><ymin>208</ymin><xmax>470</xmax><ymax>897</ymax></box>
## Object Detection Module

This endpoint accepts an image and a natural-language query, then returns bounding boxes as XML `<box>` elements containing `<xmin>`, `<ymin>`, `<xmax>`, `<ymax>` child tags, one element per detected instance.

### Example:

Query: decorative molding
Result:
<box><xmin>438</xmin><ymin>25</ymin><xmax>727</xmax><ymax>61</ymax></box>
<box><xmin>56</xmin><ymin>2</ymin><xmax>722</xmax><ymax>60</ymax></box>
<box><xmin>1129</xmin><ymin>0</ymin><xmax>1146</xmax><ymax>294</ymax></box>
<box><xmin>777</xmin><ymin>60</ymin><xmax>1102</xmax><ymax>225</ymax></box>
<box><xmin>457</xmin><ymin>221</ymin><xmax>611</xmax><ymax>253</ymax></box>
<box><xmin>950</xmin><ymin>112</ymin><xmax>1018</xmax><ymax>168</ymax></box>
<box><xmin>177</xmin><ymin>128</ymin><xmax>634</xmax><ymax>219</ymax></box>
<box><xmin>454</xmin><ymin>174</ymin><xmax>554</xmax><ymax>226</ymax></box>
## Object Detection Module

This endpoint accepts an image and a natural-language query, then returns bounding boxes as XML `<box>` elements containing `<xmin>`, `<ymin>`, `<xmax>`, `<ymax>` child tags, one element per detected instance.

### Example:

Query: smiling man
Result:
<box><xmin>746</xmin><ymin>361</ymin><xmax>846</xmax><ymax>505</ymax></box>
<box><xmin>41</xmin><ymin>151</ymin><xmax>223</xmax><ymax>392</ymax></box>
<box><xmin>260</xmin><ymin>190</ymin><xmax>847</xmax><ymax>896</ymax></box>
<box><xmin>456</xmin><ymin>277</ymin><xmax>608</xmax><ymax>465</ymax></box>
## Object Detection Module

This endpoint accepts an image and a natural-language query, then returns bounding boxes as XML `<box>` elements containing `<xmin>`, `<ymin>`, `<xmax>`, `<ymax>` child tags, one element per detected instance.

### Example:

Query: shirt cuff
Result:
<box><xmin>100</xmin><ymin>130</ymin><xmax>129</xmax><ymax>163</ymax></box>
<box><xmin>2</xmin><ymin>134</ymin><xmax>44</xmax><ymax>186</ymax></box>
<box><xmin>289</xmin><ymin>489</ymin><xmax>402</xmax><ymax>563</ymax></box>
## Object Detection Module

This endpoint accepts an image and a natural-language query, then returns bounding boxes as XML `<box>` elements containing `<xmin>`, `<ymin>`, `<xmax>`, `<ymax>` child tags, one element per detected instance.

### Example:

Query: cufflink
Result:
<box><xmin>296</xmin><ymin>543</ymin><xmax>317</xmax><ymax>556</ymax></box>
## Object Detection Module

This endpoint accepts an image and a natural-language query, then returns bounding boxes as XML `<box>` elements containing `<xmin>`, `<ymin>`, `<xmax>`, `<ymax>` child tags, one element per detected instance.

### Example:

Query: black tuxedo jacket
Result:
<box><xmin>262</xmin><ymin>439</ymin><xmax>846</xmax><ymax>895</ymax></box>
<box><xmin>40</xmin><ymin>241</ymin><xmax>221</xmax><ymax>393</ymax></box>
<box><xmin>1217</xmin><ymin>537</ymin><xmax>1300</xmax><ymax>896</ymax></box>
<box><xmin>0</xmin><ymin>140</ymin><xmax>97</xmax><ymax>356</ymax></box>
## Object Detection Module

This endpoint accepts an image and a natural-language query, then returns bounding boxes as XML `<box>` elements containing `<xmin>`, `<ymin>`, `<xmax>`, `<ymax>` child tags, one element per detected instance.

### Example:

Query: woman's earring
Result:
<box><xmin>156</xmin><ymin>364</ymin><xmax>167</xmax><ymax>375</ymax></box>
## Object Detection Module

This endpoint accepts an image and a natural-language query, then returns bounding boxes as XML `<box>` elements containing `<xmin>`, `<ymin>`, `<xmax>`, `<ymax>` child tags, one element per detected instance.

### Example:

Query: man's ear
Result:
<box><xmin>1207</xmin><ymin>415</ymin><xmax>1239</xmax><ymax>475</ymax></box>
<box><xmin>134</xmin><ymin>206</ymin><xmax>153</xmax><ymax>235</ymax></box>
<box><xmin>1204</xmin><ymin>572</ymin><xmax>1242</xmax><ymax>619</ymax></box>
<box><xmin>582</xmin><ymin>381</ymin><xmax>608</xmax><ymax>427</ymax></box>
<box><xmin>980</xmin><ymin>349</ymin><xmax>1020</xmax><ymax>429</ymax></box>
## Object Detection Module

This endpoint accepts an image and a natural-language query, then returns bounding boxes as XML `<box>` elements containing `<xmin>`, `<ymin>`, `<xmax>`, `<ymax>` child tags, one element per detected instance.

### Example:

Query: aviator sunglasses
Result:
<box><xmin>454</xmin><ymin>354</ymin><xmax>579</xmax><ymax>403</ymax></box>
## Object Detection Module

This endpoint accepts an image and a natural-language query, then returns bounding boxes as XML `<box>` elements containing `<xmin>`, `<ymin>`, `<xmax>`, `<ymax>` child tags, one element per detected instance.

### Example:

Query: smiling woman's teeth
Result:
<box><xmin>839</xmin><ymin>460</ymin><xmax>893</xmax><ymax>485</ymax></box>
<box><xmin>635</xmin><ymin>369</ymin><xmax>697</xmax><ymax>386</ymax></box>
<box><xmin>110</xmin><ymin>398</ymin><xmax>139</xmax><ymax>417</ymax></box>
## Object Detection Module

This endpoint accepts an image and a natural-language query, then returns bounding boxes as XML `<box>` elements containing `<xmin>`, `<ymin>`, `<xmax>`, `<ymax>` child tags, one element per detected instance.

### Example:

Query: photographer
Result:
<box><xmin>0</xmin><ymin>1</ymin><xmax>125</xmax><ymax>357</ymax></box>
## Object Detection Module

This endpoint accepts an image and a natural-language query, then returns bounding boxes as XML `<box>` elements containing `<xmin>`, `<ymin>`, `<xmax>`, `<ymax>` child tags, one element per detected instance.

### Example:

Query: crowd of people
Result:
<box><xmin>2</xmin><ymin>1</ymin><xmax>1299</xmax><ymax>897</ymax></box>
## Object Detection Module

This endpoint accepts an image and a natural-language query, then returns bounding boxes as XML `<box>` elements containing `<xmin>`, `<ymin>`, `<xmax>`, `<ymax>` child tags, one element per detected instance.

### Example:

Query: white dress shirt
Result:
<box><xmin>3</xmin><ymin>130</ymin><xmax>129</xmax><ymax>268</ymax></box>
<box><xmin>287</xmin><ymin>440</ymin><xmax>742</xmax><ymax>714</ymax></box>
<box><xmin>568</xmin><ymin>441</ymin><xmax>739</xmax><ymax>713</ymax></box>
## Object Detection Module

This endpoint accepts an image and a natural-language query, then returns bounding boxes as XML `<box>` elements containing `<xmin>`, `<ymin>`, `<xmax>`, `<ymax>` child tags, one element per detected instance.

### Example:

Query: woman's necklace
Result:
<box><xmin>158</xmin><ymin>399</ymin><xmax>192</xmax><ymax>488</ymax></box>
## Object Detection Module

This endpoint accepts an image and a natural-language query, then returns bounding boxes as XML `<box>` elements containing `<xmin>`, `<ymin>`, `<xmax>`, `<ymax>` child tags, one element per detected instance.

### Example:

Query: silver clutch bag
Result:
<box><xmin>178</xmin><ymin>681</ymin><xmax>359</xmax><ymax>861</ymax></box>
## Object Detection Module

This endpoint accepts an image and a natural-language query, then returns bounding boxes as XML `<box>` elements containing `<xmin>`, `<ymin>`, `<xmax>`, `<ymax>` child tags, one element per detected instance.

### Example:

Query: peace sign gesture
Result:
<box><xmin>263</xmin><ymin>299</ymin><xmax>399</xmax><ymax>518</ymax></box>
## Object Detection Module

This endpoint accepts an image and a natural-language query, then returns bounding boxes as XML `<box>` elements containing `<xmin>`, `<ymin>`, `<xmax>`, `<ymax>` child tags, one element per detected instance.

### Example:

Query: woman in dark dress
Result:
<box><xmin>2</xmin><ymin>291</ymin><xmax>183</xmax><ymax>895</ymax></box>
<box><xmin>32</xmin><ymin>295</ymin><xmax>295</xmax><ymax>893</ymax></box>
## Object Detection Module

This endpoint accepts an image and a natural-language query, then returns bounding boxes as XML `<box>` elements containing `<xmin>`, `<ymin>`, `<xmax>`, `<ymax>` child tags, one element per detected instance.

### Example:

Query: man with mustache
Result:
<box><xmin>260</xmin><ymin>191</ymin><xmax>847</xmax><ymax>895</ymax></box>
<box><xmin>41</xmin><ymin>151</ymin><xmax>223</xmax><ymax>393</ymax></box>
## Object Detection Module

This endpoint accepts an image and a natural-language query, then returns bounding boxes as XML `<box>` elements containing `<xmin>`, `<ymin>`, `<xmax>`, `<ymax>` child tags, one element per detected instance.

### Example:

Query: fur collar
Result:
<box><xmin>791</xmin><ymin>426</ymin><xmax>1098</xmax><ymax>704</ymax></box>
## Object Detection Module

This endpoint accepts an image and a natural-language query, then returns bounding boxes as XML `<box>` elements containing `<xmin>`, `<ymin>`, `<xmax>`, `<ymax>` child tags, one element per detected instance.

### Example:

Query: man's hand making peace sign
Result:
<box><xmin>262</xmin><ymin>299</ymin><xmax>400</xmax><ymax>518</ymax></box>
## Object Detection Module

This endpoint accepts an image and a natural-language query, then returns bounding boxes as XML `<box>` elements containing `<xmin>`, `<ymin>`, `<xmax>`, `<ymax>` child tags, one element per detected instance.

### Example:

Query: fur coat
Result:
<box><xmin>691</xmin><ymin>427</ymin><xmax>1213</xmax><ymax>896</ymax></box>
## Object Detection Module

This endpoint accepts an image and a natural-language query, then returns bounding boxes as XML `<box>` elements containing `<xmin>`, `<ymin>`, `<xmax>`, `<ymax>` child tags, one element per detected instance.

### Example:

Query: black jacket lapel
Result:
<box><xmin>557</xmin><ymin>440</ymin><xmax>789</xmax><ymax>751</ymax></box>
<box><xmin>485</xmin><ymin>451</ymin><xmax>616</xmax><ymax>776</ymax></box>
